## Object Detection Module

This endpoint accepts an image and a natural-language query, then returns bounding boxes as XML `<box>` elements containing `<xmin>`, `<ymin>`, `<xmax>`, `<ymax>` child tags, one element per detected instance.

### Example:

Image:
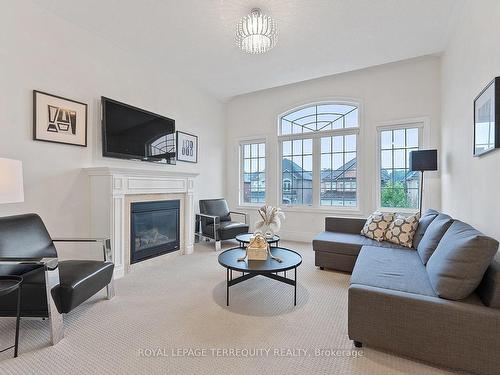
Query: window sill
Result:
<box><xmin>279</xmin><ymin>205</ymin><xmax>363</xmax><ymax>216</ymax></box>
<box><xmin>236</xmin><ymin>204</ymin><xmax>263</xmax><ymax>210</ymax></box>
<box><xmin>377</xmin><ymin>207</ymin><xmax>419</xmax><ymax>215</ymax></box>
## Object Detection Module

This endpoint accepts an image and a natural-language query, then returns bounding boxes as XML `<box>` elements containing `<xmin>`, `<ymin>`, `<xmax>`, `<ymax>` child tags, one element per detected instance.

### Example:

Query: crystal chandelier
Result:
<box><xmin>235</xmin><ymin>8</ymin><xmax>278</xmax><ymax>54</ymax></box>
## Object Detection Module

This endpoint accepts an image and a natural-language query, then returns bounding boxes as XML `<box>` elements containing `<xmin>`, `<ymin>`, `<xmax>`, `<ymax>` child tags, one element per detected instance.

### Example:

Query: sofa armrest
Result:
<box><xmin>348</xmin><ymin>284</ymin><xmax>500</xmax><ymax>374</ymax></box>
<box><xmin>325</xmin><ymin>217</ymin><xmax>366</xmax><ymax>233</ymax></box>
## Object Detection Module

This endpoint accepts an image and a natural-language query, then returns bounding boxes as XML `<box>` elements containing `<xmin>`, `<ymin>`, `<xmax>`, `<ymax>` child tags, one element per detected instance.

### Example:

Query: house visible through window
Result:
<box><xmin>279</xmin><ymin>103</ymin><xmax>359</xmax><ymax>207</ymax></box>
<box><xmin>379</xmin><ymin>127</ymin><xmax>420</xmax><ymax>209</ymax></box>
<box><xmin>282</xmin><ymin>138</ymin><xmax>313</xmax><ymax>205</ymax></box>
<box><xmin>241</xmin><ymin>141</ymin><xmax>265</xmax><ymax>204</ymax></box>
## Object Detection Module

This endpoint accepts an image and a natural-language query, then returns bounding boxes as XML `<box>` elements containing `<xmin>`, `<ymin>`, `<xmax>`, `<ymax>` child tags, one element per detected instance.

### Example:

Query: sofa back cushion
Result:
<box><xmin>476</xmin><ymin>252</ymin><xmax>500</xmax><ymax>308</ymax></box>
<box><xmin>417</xmin><ymin>213</ymin><xmax>453</xmax><ymax>264</ymax></box>
<box><xmin>426</xmin><ymin>220</ymin><xmax>499</xmax><ymax>300</ymax></box>
<box><xmin>412</xmin><ymin>209</ymin><xmax>439</xmax><ymax>249</ymax></box>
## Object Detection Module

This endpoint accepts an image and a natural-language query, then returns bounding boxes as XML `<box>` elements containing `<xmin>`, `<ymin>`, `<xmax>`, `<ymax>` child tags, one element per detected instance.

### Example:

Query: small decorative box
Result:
<box><xmin>247</xmin><ymin>233</ymin><xmax>269</xmax><ymax>261</ymax></box>
<box><xmin>247</xmin><ymin>246</ymin><xmax>268</xmax><ymax>261</ymax></box>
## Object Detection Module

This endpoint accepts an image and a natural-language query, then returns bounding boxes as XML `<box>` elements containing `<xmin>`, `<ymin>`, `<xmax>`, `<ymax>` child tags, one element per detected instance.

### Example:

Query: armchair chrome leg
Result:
<box><xmin>215</xmin><ymin>240</ymin><xmax>221</xmax><ymax>251</ymax></box>
<box><xmin>103</xmin><ymin>239</ymin><xmax>115</xmax><ymax>300</ymax></box>
<box><xmin>106</xmin><ymin>279</ymin><xmax>116</xmax><ymax>300</ymax></box>
<box><xmin>44</xmin><ymin>259</ymin><xmax>64</xmax><ymax>345</ymax></box>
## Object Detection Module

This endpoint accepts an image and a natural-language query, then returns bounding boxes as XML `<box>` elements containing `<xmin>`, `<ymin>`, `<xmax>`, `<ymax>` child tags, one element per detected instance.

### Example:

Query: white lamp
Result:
<box><xmin>0</xmin><ymin>158</ymin><xmax>24</xmax><ymax>204</ymax></box>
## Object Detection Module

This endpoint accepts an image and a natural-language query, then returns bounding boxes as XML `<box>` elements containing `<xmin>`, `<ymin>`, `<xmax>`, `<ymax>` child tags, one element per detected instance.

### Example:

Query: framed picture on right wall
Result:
<box><xmin>474</xmin><ymin>76</ymin><xmax>500</xmax><ymax>156</ymax></box>
<box><xmin>176</xmin><ymin>131</ymin><xmax>198</xmax><ymax>163</ymax></box>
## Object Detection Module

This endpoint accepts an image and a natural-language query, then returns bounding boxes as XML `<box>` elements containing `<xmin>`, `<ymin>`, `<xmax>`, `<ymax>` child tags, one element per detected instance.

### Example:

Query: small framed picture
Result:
<box><xmin>474</xmin><ymin>77</ymin><xmax>500</xmax><ymax>156</ymax></box>
<box><xmin>176</xmin><ymin>131</ymin><xmax>198</xmax><ymax>163</ymax></box>
<box><xmin>33</xmin><ymin>90</ymin><xmax>88</xmax><ymax>147</ymax></box>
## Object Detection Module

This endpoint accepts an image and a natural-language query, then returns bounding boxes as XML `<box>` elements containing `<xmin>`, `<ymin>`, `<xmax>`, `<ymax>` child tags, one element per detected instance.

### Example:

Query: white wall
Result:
<box><xmin>0</xmin><ymin>2</ymin><xmax>225</xmax><ymax>239</ymax></box>
<box><xmin>226</xmin><ymin>56</ymin><xmax>442</xmax><ymax>242</ymax></box>
<box><xmin>441</xmin><ymin>0</ymin><xmax>500</xmax><ymax>240</ymax></box>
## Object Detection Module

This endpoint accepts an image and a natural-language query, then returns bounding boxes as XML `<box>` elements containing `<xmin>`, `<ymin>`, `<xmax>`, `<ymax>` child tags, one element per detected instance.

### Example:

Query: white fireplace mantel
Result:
<box><xmin>85</xmin><ymin>167</ymin><xmax>198</xmax><ymax>279</ymax></box>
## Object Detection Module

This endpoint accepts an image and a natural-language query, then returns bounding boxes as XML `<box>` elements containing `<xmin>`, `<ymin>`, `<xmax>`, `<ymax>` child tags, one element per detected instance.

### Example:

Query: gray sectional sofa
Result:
<box><xmin>312</xmin><ymin>209</ymin><xmax>500</xmax><ymax>375</ymax></box>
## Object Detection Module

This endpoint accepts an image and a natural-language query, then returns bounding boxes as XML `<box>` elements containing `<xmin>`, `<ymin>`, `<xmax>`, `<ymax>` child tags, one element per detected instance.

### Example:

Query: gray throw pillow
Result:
<box><xmin>412</xmin><ymin>209</ymin><xmax>439</xmax><ymax>249</ymax></box>
<box><xmin>427</xmin><ymin>221</ymin><xmax>499</xmax><ymax>300</ymax></box>
<box><xmin>417</xmin><ymin>213</ymin><xmax>453</xmax><ymax>264</ymax></box>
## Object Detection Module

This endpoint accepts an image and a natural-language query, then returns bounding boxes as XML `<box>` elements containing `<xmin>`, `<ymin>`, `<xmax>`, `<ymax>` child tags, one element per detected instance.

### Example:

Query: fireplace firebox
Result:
<box><xmin>130</xmin><ymin>200</ymin><xmax>180</xmax><ymax>264</ymax></box>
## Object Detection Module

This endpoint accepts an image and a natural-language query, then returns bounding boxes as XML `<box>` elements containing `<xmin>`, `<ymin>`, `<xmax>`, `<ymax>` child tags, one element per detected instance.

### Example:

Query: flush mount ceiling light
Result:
<box><xmin>235</xmin><ymin>8</ymin><xmax>278</xmax><ymax>54</ymax></box>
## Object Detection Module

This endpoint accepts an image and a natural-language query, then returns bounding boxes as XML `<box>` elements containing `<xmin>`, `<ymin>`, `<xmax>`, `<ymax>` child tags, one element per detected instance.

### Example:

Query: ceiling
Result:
<box><xmin>31</xmin><ymin>0</ymin><xmax>461</xmax><ymax>101</ymax></box>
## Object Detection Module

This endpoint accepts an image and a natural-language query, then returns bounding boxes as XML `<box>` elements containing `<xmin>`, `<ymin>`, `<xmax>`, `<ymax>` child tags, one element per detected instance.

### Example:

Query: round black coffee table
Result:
<box><xmin>218</xmin><ymin>247</ymin><xmax>302</xmax><ymax>306</ymax></box>
<box><xmin>235</xmin><ymin>233</ymin><xmax>280</xmax><ymax>247</ymax></box>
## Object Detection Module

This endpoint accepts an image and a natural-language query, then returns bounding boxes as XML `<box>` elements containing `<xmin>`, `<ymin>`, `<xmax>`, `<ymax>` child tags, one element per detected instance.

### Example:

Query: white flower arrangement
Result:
<box><xmin>254</xmin><ymin>205</ymin><xmax>285</xmax><ymax>237</ymax></box>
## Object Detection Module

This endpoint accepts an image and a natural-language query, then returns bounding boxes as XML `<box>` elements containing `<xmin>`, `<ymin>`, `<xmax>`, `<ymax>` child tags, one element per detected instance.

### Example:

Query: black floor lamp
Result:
<box><xmin>409</xmin><ymin>150</ymin><xmax>437</xmax><ymax>215</ymax></box>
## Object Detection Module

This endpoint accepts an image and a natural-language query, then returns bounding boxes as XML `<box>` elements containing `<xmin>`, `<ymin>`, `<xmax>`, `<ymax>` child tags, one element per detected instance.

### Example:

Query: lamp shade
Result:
<box><xmin>409</xmin><ymin>150</ymin><xmax>438</xmax><ymax>172</ymax></box>
<box><xmin>0</xmin><ymin>158</ymin><xmax>24</xmax><ymax>204</ymax></box>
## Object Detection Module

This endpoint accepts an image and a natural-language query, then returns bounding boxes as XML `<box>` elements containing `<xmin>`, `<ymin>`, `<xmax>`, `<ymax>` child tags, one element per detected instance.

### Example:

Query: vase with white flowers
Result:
<box><xmin>254</xmin><ymin>205</ymin><xmax>285</xmax><ymax>238</ymax></box>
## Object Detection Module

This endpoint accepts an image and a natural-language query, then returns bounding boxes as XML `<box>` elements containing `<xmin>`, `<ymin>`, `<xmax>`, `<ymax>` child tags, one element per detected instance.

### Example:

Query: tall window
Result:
<box><xmin>320</xmin><ymin>134</ymin><xmax>357</xmax><ymax>206</ymax></box>
<box><xmin>279</xmin><ymin>103</ymin><xmax>359</xmax><ymax>207</ymax></box>
<box><xmin>282</xmin><ymin>139</ymin><xmax>313</xmax><ymax>205</ymax></box>
<box><xmin>379</xmin><ymin>127</ymin><xmax>421</xmax><ymax>209</ymax></box>
<box><xmin>240</xmin><ymin>141</ymin><xmax>266</xmax><ymax>204</ymax></box>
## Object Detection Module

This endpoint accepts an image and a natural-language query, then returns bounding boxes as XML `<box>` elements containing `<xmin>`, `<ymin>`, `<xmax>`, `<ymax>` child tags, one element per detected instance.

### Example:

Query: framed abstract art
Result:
<box><xmin>33</xmin><ymin>90</ymin><xmax>88</xmax><ymax>147</ymax></box>
<box><xmin>176</xmin><ymin>131</ymin><xmax>198</xmax><ymax>163</ymax></box>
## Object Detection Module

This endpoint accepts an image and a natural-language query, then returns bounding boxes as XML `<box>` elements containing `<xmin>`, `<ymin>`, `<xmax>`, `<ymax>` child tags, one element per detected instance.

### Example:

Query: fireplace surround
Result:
<box><xmin>85</xmin><ymin>167</ymin><xmax>197</xmax><ymax>279</ymax></box>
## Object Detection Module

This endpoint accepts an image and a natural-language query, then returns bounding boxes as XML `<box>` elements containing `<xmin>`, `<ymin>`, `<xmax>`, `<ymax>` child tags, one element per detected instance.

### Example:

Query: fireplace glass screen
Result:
<box><xmin>130</xmin><ymin>200</ymin><xmax>180</xmax><ymax>264</ymax></box>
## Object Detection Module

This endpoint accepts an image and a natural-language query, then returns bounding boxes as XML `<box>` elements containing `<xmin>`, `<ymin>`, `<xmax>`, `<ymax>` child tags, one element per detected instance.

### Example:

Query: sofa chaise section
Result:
<box><xmin>348</xmin><ymin>245</ymin><xmax>500</xmax><ymax>375</ymax></box>
<box><xmin>313</xmin><ymin>217</ymin><xmax>407</xmax><ymax>272</ymax></box>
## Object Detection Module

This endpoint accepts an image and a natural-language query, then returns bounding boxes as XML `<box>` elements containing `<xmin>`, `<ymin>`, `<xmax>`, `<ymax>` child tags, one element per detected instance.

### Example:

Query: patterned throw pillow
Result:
<box><xmin>385</xmin><ymin>213</ymin><xmax>421</xmax><ymax>248</ymax></box>
<box><xmin>360</xmin><ymin>211</ymin><xmax>395</xmax><ymax>242</ymax></box>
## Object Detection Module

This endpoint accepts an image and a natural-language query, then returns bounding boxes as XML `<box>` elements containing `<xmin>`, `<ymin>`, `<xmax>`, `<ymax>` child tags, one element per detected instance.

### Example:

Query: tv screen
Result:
<box><xmin>102</xmin><ymin>97</ymin><xmax>176</xmax><ymax>164</ymax></box>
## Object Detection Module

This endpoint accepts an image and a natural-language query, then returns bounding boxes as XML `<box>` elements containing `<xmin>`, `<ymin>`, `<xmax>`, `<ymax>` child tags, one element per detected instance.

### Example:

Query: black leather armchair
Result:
<box><xmin>196</xmin><ymin>199</ymin><xmax>249</xmax><ymax>250</ymax></box>
<box><xmin>0</xmin><ymin>214</ymin><xmax>115</xmax><ymax>345</ymax></box>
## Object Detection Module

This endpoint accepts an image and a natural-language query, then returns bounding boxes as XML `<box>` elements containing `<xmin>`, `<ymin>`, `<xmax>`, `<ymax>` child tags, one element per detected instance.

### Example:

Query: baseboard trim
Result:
<box><xmin>278</xmin><ymin>230</ymin><xmax>316</xmax><ymax>243</ymax></box>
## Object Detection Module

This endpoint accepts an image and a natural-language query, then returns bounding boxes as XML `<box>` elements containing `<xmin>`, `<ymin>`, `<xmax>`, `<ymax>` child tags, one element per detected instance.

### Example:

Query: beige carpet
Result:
<box><xmin>0</xmin><ymin>241</ymin><xmax>452</xmax><ymax>375</ymax></box>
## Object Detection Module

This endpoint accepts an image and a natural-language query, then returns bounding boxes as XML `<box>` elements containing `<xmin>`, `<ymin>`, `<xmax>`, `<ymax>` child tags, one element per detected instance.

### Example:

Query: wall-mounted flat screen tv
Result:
<box><xmin>102</xmin><ymin>97</ymin><xmax>176</xmax><ymax>164</ymax></box>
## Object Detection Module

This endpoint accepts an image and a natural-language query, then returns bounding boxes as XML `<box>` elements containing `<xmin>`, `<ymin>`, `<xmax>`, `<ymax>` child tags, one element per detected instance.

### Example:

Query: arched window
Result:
<box><xmin>279</xmin><ymin>103</ymin><xmax>359</xmax><ymax>207</ymax></box>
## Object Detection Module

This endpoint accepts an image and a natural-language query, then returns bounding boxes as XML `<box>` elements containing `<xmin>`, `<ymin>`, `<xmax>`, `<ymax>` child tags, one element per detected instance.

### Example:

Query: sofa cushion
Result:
<box><xmin>476</xmin><ymin>252</ymin><xmax>500</xmax><ymax>308</ymax></box>
<box><xmin>385</xmin><ymin>213</ymin><xmax>420</xmax><ymax>248</ymax></box>
<box><xmin>313</xmin><ymin>231</ymin><xmax>408</xmax><ymax>257</ymax></box>
<box><xmin>426</xmin><ymin>220</ymin><xmax>499</xmax><ymax>300</ymax></box>
<box><xmin>351</xmin><ymin>246</ymin><xmax>436</xmax><ymax>296</ymax></box>
<box><xmin>360</xmin><ymin>211</ymin><xmax>395</xmax><ymax>242</ymax></box>
<box><xmin>417</xmin><ymin>213</ymin><xmax>453</xmax><ymax>264</ymax></box>
<box><xmin>412</xmin><ymin>209</ymin><xmax>439</xmax><ymax>249</ymax></box>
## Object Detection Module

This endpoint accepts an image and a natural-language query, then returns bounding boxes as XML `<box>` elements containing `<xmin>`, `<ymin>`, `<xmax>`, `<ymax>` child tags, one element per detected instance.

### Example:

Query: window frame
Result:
<box><xmin>376</xmin><ymin>119</ymin><xmax>425</xmax><ymax>214</ymax></box>
<box><xmin>277</xmin><ymin>101</ymin><xmax>361</xmax><ymax>212</ymax></box>
<box><xmin>239</xmin><ymin>138</ymin><xmax>267</xmax><ymax>207</ymax></box>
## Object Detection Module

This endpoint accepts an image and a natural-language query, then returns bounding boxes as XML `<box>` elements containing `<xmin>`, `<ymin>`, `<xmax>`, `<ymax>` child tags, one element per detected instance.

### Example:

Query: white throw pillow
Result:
<box><xmin>360</xmin><ymin>211</ymin><xmax>395</xmax><ymax>242</ymax></box>
<box><xmin>385</xmin><ymin>212</ymin><xmax>421</xmax><ymax>248</ymax></box>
